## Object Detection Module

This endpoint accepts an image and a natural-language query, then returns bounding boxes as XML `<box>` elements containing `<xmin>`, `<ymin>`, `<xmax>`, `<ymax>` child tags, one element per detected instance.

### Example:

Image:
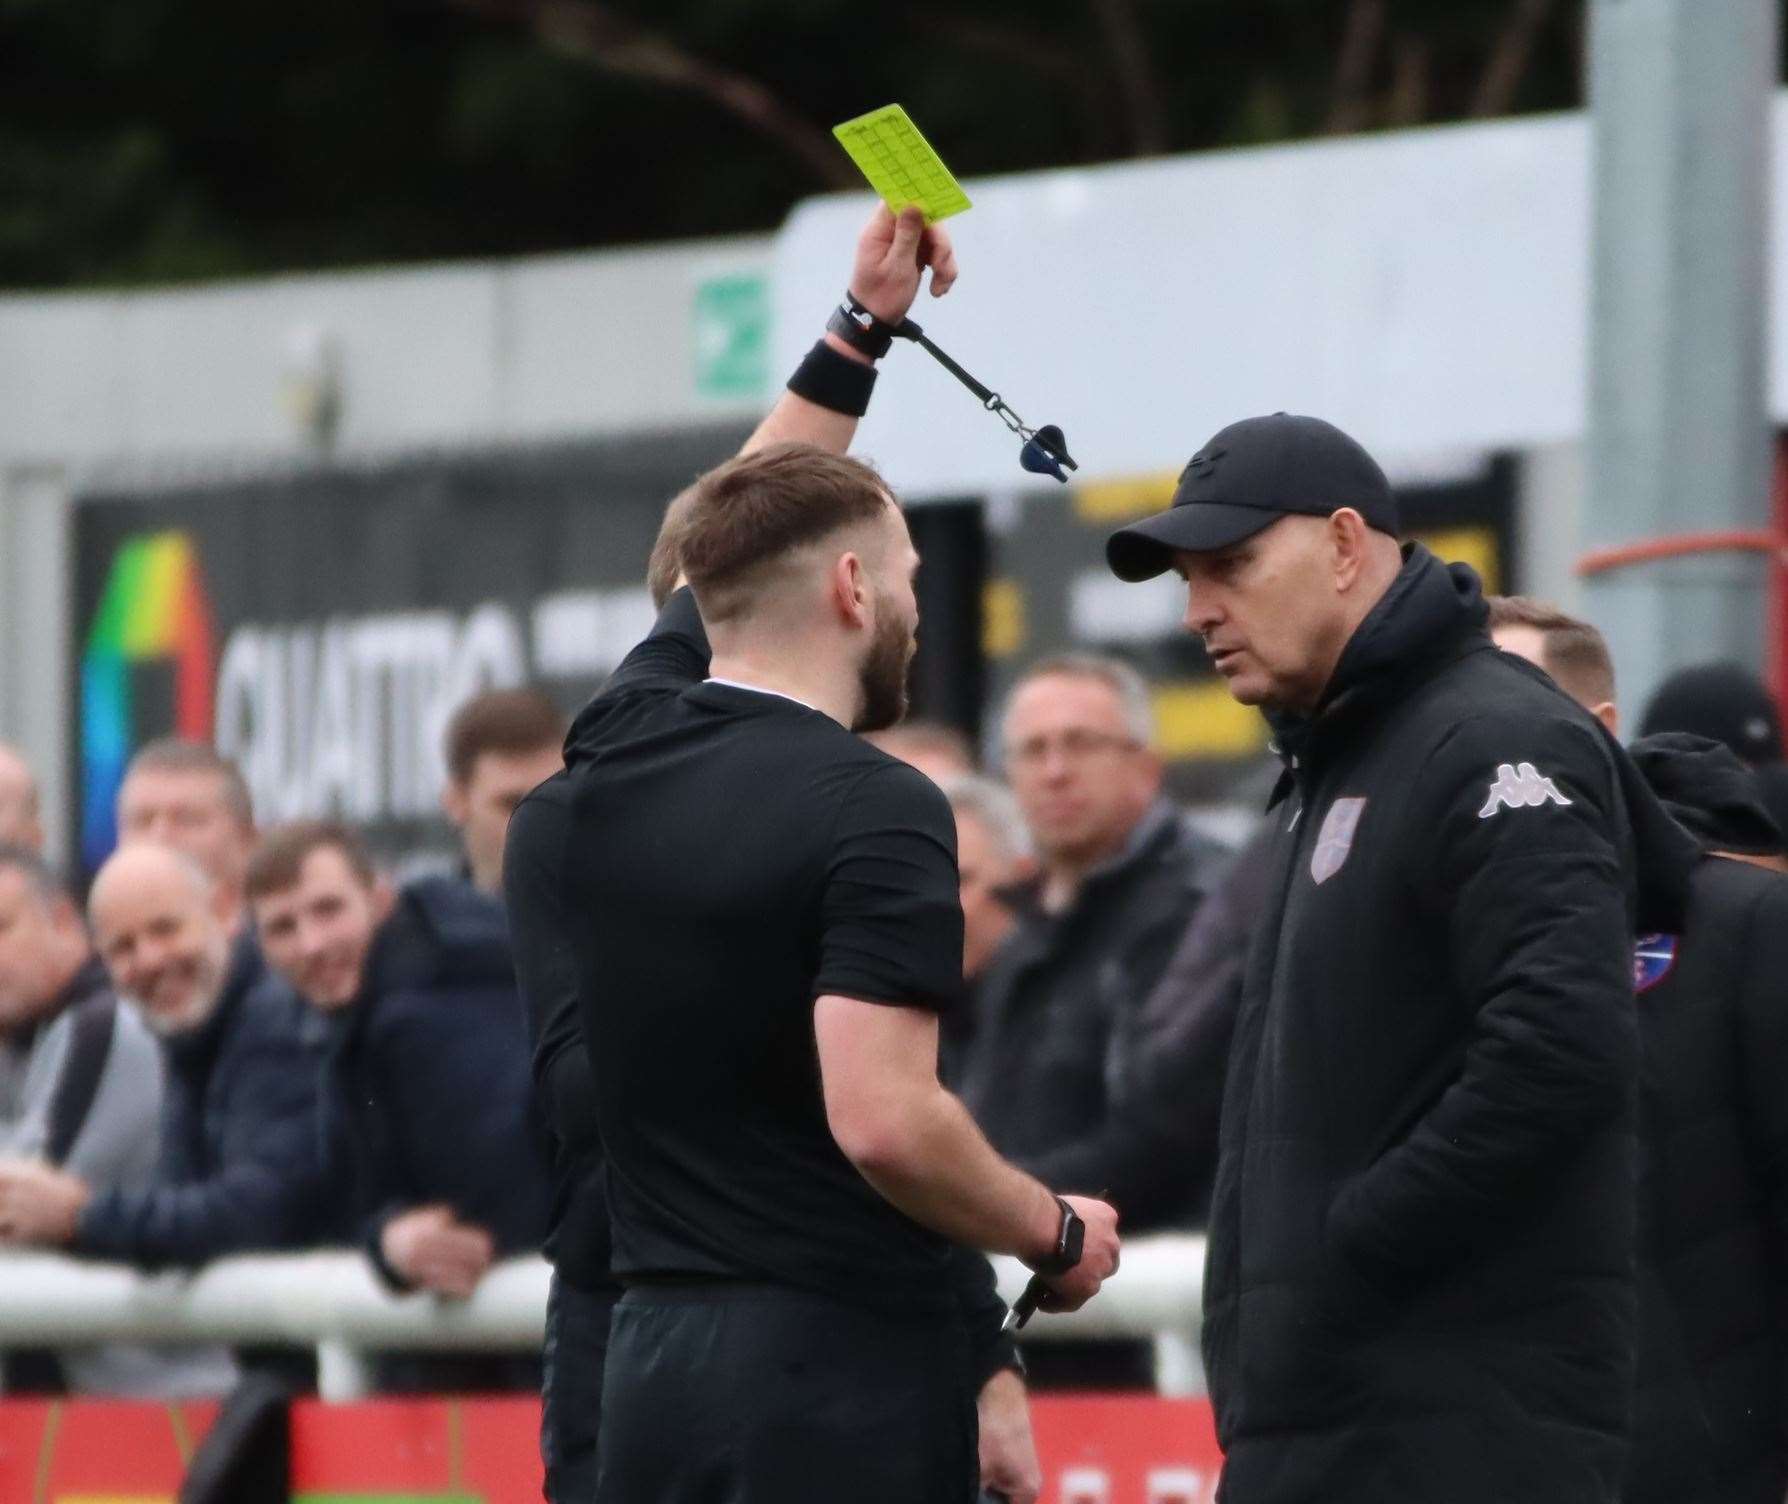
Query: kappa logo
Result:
<box><xmin>1310</xmin><ymin>796</ymin><xmax>1367</xmax><ymax>884</ymax></box>
<box><xmin>1181</xmin><ymin>447</ymin><xmax>1227</xmax><ymax>484</ymax></box>
<box><xmin>1477</xmin><ymin>762</ymin><xmax>1573</xmax><ymax>820</ymax></box>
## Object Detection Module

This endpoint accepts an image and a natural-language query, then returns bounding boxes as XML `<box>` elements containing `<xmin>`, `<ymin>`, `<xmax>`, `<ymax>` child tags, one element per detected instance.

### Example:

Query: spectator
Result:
<box><xmin>935</xmin><ymin>774</ymin><xmax>1031</xmax><ymax>1080</ymax></box>
<box><xmin>441</xmin><ymin>689</ymin><xmax>567</xmax><ymax>896</ymax></box>
<box><xmin>939</xmin><ymin>774</ymin><xmax>1032</xmax><ymax>986</ymax></box>
<box><xmin>864</xmin><ymin>719</ymin><xmax>978</xmax><ymax>784</ymax></box>
<box><xmin>0</xmin><ymin>843</ymin><xmax>234</xmax><ymax>1395</ymax></box>
<box><xmin>116</xmin><ymin>740</ymin><xmax>256</xmax><ymax>911</ymax></box>
<box><xmin>247</xmin><ymin>821</ymin><xmax>549</xmax><ymax>1387</ymax></box>
<box><xmin>0</xmin><ymin>843</ymin><xmax>323</xmax><ymax>1268</ymax></box>
<box><xmin>955</xmin><ymin>654</ymin><xmax>1227</xmax><ymax>1387</ymax></box>
<box><xmin>1494</xmin><ymin>603</ymin><xmax>1788</xmax><ymax>1503</ymax></box>
<box><xmin>1639</xmin><ymin>661</ymin><xmax>1788</xmax><ymax>845</ymax></box>
<box><xmin>1485</xmin><ymin>594</ymin><xmax>1619</xmax><ymax>732</ymax></box>
<box><xmin>0</xmin><ymin>746</ymin><xmax>43</xmax><ymax>853</ymax></box>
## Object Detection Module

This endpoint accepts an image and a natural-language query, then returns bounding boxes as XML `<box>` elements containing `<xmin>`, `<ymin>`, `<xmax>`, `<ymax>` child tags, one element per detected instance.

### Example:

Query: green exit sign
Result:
<box><xmin>693</xmin><ymin>273</ymin><xmax>769</xmax><ymax>399</ymax></box>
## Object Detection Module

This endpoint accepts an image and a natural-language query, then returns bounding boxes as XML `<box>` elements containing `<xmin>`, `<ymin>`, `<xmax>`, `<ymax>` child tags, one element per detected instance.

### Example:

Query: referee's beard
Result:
<box><xmin>853</xmin><ymin>606</ymin><xmax>916</xmax><ymax>734</ymax></box>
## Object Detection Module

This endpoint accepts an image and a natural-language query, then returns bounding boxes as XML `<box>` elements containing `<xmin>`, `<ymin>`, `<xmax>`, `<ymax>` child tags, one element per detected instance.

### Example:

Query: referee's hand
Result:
<box><xmin>1039</xmin><ymin>1194</ymin><xmax>1121</xmax><ymax>1312</ymax></box>
<box><xmin>849</xmin><ymin>203</ymin><xmax>959</xmax><ymax>327</ymax></box>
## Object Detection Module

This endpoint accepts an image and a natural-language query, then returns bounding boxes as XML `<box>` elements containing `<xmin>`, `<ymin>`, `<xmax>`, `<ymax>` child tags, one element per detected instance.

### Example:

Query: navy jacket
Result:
<box><xmin>323</xmin><ymin>877</ymin><xmax>551</xmax><ymax>1280</ymax></box>
<box><xmin>77</xmin><ymin>933</ymin><xmax>325</xmax><ymax>1267</ymax></box>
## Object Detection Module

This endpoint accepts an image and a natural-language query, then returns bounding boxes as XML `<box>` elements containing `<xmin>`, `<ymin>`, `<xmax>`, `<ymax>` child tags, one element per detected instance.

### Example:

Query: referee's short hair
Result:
<box><xmin>678</xmin><ymin>443</ymin><xmax>893</xmax><ymax>625</ymax></box>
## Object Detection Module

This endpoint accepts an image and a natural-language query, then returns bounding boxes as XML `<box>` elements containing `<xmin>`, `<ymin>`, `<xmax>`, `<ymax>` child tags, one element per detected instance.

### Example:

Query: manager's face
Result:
<box><xmin>1174</xmin><ymin>514</ymin><xmax>1353</xmax><ymax>715</ymax></box>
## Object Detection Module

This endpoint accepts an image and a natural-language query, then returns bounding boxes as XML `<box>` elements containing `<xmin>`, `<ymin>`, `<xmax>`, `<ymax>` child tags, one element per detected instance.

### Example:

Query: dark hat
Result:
<box><xmin>1106</xmin><ymin>413</ymin><xmax>1399</xmax><ymax>583</ymax></box>
<box><xmin>1628</xmin><ymin>731</ymin><xmax>1785</xmax><ymax>856</ymax></box>
<box><xmin>1637</xmin><ymin>663</ymin><xmax>1783</xmax><ymax>764</ymax></box>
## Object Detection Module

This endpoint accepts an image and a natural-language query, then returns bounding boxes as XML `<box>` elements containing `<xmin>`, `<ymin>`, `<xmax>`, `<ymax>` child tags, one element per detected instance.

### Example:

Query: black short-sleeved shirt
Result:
<box><xmin>506</xmin><ymin>589</ymin><xmax>965</xmax><ymax>1312</ymax></box>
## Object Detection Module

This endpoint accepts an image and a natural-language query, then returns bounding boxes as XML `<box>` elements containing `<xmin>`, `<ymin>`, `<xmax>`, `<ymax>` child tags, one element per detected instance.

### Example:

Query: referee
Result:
<box><xmin>506</xmin><ymin>207</ymin><xmax>1120</xmax><ymax>1504</ymax></box>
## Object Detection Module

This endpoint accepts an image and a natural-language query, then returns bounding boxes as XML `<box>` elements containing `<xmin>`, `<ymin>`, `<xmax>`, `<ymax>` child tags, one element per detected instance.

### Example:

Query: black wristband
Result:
<box><xmin>787</xmin><ymin>339</ymin><xmax>877</xmax><ymax>417</ymax></box>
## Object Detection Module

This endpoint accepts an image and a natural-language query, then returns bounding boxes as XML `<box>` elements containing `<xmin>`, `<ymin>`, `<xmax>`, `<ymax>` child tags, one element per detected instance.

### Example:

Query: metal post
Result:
<box><xmin>316</xmin><ymin>1339</ymin><xmax>376</xmax><ymax>1403</ymax></box>
<box><xmin>1584</xmin><ymin>0</ymin><xmax>1777</xmax><ymax>711</ymax></box>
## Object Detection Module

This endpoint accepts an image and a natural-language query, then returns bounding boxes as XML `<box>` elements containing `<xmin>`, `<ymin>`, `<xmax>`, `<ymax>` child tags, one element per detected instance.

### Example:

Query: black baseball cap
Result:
<box><xmin>1105</xmin><ymin>413</ymin><xmax>1399</xmax><ymax>582</ymax></box>
<box><xmin>1638</xmin><ymin>662</ymin><xmax>1784</xmax><ymax>764</ymax></box>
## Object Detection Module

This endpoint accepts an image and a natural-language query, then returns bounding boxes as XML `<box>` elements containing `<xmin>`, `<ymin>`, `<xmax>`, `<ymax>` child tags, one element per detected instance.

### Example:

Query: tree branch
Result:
<box><xmin>1469</xmin><ymin>0</ymin><xmax>1557</xmax><ymax>119</ymax></box>
<box><xmin>908</xmin><ymin>10</ymin><xmax>1119</xmax><ymax>161</ymax></box>
<box><xmin>1087</xmin><ymin>0</ymin><xmax>1169</xmax><ymax>155</ymax></box>
<box><xmin>448</xmin><ymin>0</ymin><xmax>858</xmax><ymax>189</ymax></box>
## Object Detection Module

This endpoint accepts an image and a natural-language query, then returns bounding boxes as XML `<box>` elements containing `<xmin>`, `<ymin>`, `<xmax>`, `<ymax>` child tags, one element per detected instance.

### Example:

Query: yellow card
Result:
<box><xmin>832</xmin><ymin>105</ymin><xmax>972</xmax><ymax>222</ymax></box>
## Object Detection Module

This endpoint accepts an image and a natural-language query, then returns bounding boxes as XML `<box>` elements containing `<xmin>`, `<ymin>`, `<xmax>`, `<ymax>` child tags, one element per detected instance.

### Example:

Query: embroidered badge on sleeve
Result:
<box><xmin>1478</xmin><ymin>762</ymin><xmax>1573</xmax><ymax>819</ymax></box>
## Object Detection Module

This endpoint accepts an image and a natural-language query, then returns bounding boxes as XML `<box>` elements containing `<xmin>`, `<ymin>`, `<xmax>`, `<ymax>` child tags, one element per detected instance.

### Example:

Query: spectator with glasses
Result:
<box><xmin>955</xmin><ymin>655</ymin><xmax>1229</xmax><ymax>1385</ymax></box>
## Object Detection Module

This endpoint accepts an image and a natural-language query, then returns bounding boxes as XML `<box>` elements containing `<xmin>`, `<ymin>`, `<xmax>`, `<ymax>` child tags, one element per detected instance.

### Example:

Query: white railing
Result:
<box><xmin>0</xmin><ymin>1236</ymin><xmax>1206</xmax><ymax>1401</ymax></box>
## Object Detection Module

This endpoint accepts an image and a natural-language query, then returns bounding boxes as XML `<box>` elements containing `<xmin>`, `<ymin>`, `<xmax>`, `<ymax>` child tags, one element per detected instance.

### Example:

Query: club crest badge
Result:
<box><xmin>1310</xmin><ymin>797</ymin><xmax>1367</xmax><ymax>885</ymax></box>
<box><xmin>1633</xmin><ymin>934</ymin><xmax>1678</xmax><ymax>993</ymax></box>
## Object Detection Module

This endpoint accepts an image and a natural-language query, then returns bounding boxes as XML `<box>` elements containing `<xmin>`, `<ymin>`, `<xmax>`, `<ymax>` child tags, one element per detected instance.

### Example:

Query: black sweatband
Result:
<box><xmin>787</xmin><ymin>339</ymin><xmax>877</xmax><ymax>417</ymax></box>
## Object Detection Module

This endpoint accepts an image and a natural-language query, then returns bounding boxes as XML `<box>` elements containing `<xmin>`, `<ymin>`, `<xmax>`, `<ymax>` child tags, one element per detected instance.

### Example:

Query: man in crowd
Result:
<box><xmin>1639</xmin><ymin>661</ymin><xmax>1788</xmax><ymax>843</ymax></box>
<box><xmin>440</xmin><ymin>688</ymin><xmax>566</xmax><ymax>897</ymax></box>
<box><xmin>1107</xmin><ymin>413</ymin><xmax>1657</xmax><ymax>1501</ymax></box>
<box><xmin>116</xmin><ymin>740</ymin><xmax>257</xmax><ymax>911</ymax></box>
<box><xmin>247</xmin><ymin>821</ymin><xmax>548</xmax><ymax>1336</ymax></box>
<box><xmin>0</xmin><ymin>746</ymin><xmax>43</xmax><ymax>852</ymax></box>
<box><xmin>935</xmin><ymin>774</ymin><xmax>1032</xmax><ymax>1081</ymax></box>
<box><xmin>955</xmin><ymin>657</ymin><xmax>1227</xmax><ymax>1230</ymax></box>
<box><xmin>1488</xmin><ymin>594</ymin><xmax>1620</xmax><ymax>732</ymax></box>
<box><xmin>507</xmin><ymin>203</ymin><xmax>1117</xmax><ymax>1504</ymax></box>
<box><xmin>0</xmin><ymin>844</ymin><xmax>234</xmax><ymax>1394</ymax></box>
<box><xmin>1490</xmin><ymin>597</ymin><xmax>1788</xmax><ymax>1504</ymax></box>
<box><xmin>0</xmin><ymin>842</ymin><xmax>322</xmax><ymax>1267</ymax></box>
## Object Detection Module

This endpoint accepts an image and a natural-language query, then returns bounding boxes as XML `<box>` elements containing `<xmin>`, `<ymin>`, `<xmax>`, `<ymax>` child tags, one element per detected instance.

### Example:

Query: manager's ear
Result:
<box><xmin>1325</xmin><ymin>507</ymin><xmax>1373</xmax><ymax>590</ymax></box>
<box><xmin>1591</xmin><ymin>700</ymin><xmax>1619</xmax><ymax>737</ymax></box>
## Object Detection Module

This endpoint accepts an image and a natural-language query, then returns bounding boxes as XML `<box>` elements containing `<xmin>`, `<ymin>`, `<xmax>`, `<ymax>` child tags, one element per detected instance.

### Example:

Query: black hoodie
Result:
<box><xmin>323</xmin><ymin>877</ymin><xmax>552</xmax><ymax>1283</ymax></box>
<box><xmin>1205</xmin><ymin>545</ymin><xmax>1679</xmax><ymax>1504</ymax></box>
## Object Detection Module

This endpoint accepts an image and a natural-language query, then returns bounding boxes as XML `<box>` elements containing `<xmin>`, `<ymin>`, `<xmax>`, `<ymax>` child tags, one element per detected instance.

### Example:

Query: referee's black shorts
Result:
<box><xmin>598</xmin><ymin>1282</ymin><xmax>979</xmax><ymax>1503</ymax></box>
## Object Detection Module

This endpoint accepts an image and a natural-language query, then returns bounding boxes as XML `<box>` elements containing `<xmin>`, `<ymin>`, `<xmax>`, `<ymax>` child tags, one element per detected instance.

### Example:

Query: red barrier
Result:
<box><xmin>0</xmin><ymin>1392</ymin><xmax>1222</xmax><ymax>1503</ymax></box>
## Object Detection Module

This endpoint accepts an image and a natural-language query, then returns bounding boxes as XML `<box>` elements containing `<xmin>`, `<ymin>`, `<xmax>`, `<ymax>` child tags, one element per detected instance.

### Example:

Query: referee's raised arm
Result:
<box><xmin>741</xmin><ymin>202</ymin><xmax>957</xmax><ymax>458</ymax></box>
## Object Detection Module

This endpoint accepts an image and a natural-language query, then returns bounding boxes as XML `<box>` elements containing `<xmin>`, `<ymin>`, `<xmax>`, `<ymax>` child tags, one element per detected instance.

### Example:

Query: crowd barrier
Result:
<box><xmin>0</xmin><ymin>1235</ymin><xmax>1208</xmax><ymax>1401</ymax></box>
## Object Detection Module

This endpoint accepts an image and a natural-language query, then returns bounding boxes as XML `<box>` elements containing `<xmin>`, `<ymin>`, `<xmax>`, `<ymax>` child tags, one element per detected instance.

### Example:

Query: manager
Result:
<box><xmin>1107</xmin><ymin>414</ymin><xmax>1656</xmax><ymax>1503</ymax></box>
<box><xmin>507</xmin><ymin>204</ymin><xmax>1119</xmax><ymax>1504</ymax></box>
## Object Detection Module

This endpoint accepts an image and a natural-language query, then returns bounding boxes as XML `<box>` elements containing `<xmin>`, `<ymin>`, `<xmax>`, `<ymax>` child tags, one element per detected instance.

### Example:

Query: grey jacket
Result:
<box><xmin>0</xmin><ymin>958</ymin><xmax>236</xmax><ymax>1396</ymax></box>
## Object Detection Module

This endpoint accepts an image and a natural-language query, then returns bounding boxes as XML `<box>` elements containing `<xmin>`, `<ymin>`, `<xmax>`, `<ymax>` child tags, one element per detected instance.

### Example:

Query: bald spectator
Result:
<box><xmin>0</xmin><ymin>845</ymin><xmax>234</xmax><ymax>1395</ymax></box>
<box><xmin>442</xmin><ymin>689</ymin><xmax>567</xmax><ymax>896</ymax></box>
<box><xmin>117</xmin><ymin>741</ymin><xmax>256</xmax><ymax>910</ymax></box>
<box><xmin>0</xmin><ymin>746</ymin><xmax>43</xmax><ymax>853</ymax></box>
<box><xmin>0</xmin><ymin>844</ymin><xmax>323</xmax><ymax>1267</ymax></box>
